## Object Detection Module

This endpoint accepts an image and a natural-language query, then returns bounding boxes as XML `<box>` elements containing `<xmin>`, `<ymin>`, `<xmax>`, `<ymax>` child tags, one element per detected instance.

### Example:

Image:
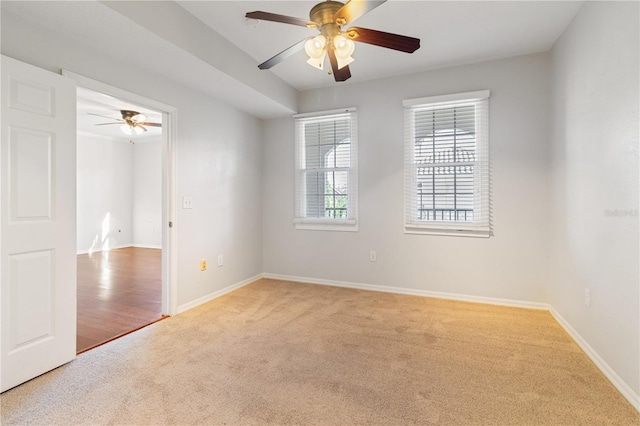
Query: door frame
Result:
<box><xmin>62</xmin><ymin>70</ymin><xmax>178</xmax><ymax>316</ymax></box>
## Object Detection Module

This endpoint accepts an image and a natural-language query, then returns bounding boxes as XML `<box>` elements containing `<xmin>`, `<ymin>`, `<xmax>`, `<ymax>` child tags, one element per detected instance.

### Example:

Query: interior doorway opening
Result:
<box><xmin>69</xmin><ymin>76</ymin><xmax>176</xmax><ymax>353</ymax></box>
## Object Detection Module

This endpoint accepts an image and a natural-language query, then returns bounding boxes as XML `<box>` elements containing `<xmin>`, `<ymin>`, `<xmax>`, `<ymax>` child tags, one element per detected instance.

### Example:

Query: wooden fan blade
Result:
<box><xmin>140</xmin><ymin>122</ymin><xmax>162</xmax><ymax>127</ymax></box>
<box><xmin>345</xmin><ymin>26</ymin><xmax>420</xmax><ymax>53</ymax></box>
<box><xmin>94</xmin><ymin>122</ymin><xmax>122</xmax><ymax>126</ymax></box>
<box><xmin>258</xmin><ymin>38</ymin><xmax>309</xmax><ymax>70</ymax></box>
<box><xmin>137</xmin><ymin>125</ymin><xmax>148</xmax><ymax>132</ymax></box>
<box><xmin>88</xmin><ymin>112</ymin><xmax>123</xmax><ymax>121</ymax></box>
<box><xmin>327</xmin><ymin>48</ymin><xmax>352</xmax><ymax>82</ymax></box>
<box><xmin>246</xmin><ymin>11</ymin><xmax>315</xmax><ymax>28</ymax></box>
<box><xmin>334</xmin><ymin>0</ymin><xmax>386</xmax><ymax>26</ymax></box>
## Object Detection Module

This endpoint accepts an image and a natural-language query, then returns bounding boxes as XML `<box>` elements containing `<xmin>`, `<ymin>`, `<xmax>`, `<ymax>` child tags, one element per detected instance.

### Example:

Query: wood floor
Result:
<box><xmin>76</xmin><ymin>247</ymin><xmax>164</xmax><ymax>353</ymax></box>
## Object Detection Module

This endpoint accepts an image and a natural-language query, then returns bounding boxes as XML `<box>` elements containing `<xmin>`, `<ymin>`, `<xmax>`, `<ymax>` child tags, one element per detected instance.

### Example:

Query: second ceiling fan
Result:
<box><xmin>246</xmin><ymin>0</ymin><xmax>420</xmax><ymax>82</ymax></box>
<box><xmin>90</xmin><ymin>110</ymin><xmax>162</xmax><ymax>135</ymax></box>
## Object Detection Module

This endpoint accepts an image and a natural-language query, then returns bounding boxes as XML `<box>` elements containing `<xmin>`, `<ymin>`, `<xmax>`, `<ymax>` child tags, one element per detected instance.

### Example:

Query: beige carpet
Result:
<box><xmin>1</xmin><ymin>279</ymin><xmax>638</xmax><ymax>425</ymax></box>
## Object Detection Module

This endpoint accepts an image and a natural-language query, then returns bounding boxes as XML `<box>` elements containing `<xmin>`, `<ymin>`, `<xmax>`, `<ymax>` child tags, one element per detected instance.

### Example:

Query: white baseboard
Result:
<box><xmin>77</xmin><ymin>244</ymin><xmax>161</xmax><ymax>255</ymax></box>
<box><xmin>176</xmin><ymin>274</ymin><xmax>263</xmax><ymax>314</ymax></box>
<box><xmin>131</xmin><ymin>244</ymin><xmax>162</xmax><ymax>250</ymax></box>
<box><xmin>262</xmin><ymin>273</ymin><xmax>549</xmax><ymax>310</ymax></box>
<box><xmin>262</xmin><ymin>272</ymin><xmax>639</xmax><ymax>413</ymax></box>
<box><xmin>76</xmin><ymin>244</ymin><xmax>132</xmax><ymax>255</ymax></box>
<box><xmin>549</xmin><ymin>307</ymin><xmax>640</xmax><ymax>412</ymax></box>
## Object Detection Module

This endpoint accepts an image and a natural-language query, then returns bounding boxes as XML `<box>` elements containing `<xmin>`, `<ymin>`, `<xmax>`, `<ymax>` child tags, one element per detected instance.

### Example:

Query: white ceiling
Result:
<box><xmin>178</xmin><ymin>0</ymin><xmax>584</xmax><ymax>90</ymax></box>
<box><xmin>2</xmin><ymin>1</ymin><xmax>584</xmax><ymax>120</ymax></box>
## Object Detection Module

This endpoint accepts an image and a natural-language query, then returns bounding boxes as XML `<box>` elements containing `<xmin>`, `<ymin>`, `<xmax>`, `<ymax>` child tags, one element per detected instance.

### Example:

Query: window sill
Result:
<box><xmin>294</xmin><ymin>219</ymin><xmax>358</xmax><ymax>232</ymax></box>
<box><xmin>404</xmin><ymin>225</ymin><xmax>490</xmax><ymax>238</ymax></box>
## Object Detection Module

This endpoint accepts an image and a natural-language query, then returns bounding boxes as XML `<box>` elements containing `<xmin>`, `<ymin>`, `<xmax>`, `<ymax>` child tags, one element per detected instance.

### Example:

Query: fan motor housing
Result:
<box><xmin>121</xmin><ymin>110</ymin><xmax>140</xmax><ymax>120</ymax></box>
<box><xmin>309</xmin><ymin>1</ymin><xmax>344</xmax><ymax>26</ymax></box>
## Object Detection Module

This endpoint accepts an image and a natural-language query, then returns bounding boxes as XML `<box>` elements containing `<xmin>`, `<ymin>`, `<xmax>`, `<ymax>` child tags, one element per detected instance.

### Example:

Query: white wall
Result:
<box><xmin>132</xmin><ymin>141</ymin><xmax>162</xmax><ymax>248</ymax></box>
<box><xmin>263</xmin><ymin>53</ymin><xmax>551</xmax><ymax>303</ymax></box>
<box><xmin>549</xmin><ymin>1</ymin><xmax>639</xmax><ymax>399</ymax></box>
<box><xmin>76</xmin><ymin>134</ymin><xmax>133</xmax><ymax>253</ymax></box>
<box><xmin>77</xmin><ymin>135</ymin><xmax>161</xmax><ymax>253</ymax></box>
<box><xmin>1</xmin><ymin>10</ymin><xmax>264</xmax><ymax>308</ymax></box>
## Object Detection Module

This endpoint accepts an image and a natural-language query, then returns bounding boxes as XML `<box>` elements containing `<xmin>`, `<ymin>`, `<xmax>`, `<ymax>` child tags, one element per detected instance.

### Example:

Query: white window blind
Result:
<box><xmin>294</xmin><ymin>108</ymin><xmax>358</xmax><ymax>231</ymax></box>
<box><xmin>403</xmin><ymin>91</ymin><xmax>490</xmax><ymax>237</ymax></box>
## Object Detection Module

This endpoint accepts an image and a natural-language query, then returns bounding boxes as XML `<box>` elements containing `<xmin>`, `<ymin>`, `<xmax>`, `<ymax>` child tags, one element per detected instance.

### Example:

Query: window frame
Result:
<box><xmin>293</xmin><ymin>107</ymin><xmax>358</xmax><ymax>232</ymax></box>
<box><xmin>403</xmin><ymin>91</ymin><xmax>490</xmax><ymax>237</ymax></box>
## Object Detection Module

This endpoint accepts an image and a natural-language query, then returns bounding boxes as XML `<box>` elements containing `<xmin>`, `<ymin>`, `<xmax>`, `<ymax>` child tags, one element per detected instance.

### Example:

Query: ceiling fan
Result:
<box><xmin>245</xmin><ymin>0</ymin><xmax>420</xmax><ymax>82</ymax></box>
<box><xmin>89</xmin><ymin>110</ymin><xmax>162</xmax><ymax>135</ymax></box>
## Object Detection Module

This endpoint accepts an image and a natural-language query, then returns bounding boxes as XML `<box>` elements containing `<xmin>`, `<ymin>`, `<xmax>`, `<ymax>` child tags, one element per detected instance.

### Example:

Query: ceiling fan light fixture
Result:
<box><xmin>246</xmin><ymin>1</ymin><xmax>420</xmax><ymax>82</ymax></box>
<box><xmin>120</xmin><ymin>124</ymin><xmax>133</xmax><ymax>135</ymax></box>
<box><xmin>305</xmin><ymin>35</ymin><xmax>327</xmax><ymax>69</ymax></box>
<box><xmin>336</xmin><ymin>55</ymin><xmax>354</xmax><ymax>70</ymax></box>
<box><xmin>131</xmin><ymin>113</ymin><xmax>147</xmax><ymax>123</ymax></box>
<box><xmin>306</xmin><ymin>55</ymin><xmax>326</xmax><ymax>70</ymax></box>
<box><xmin>334</xmin><ymin>35</ymin><xmax>355</xmax><ymax>57</ymax></box>
<box><xmin>120</xmin><ymin>123</ymin><xmax>144</xmax><ymax>136</ymax></box>
<box><xmin>305</xmin><ymin>35</ymin><xmax>326</xmax><ymax>56</ymax></box>
<box><xmin>334</xmin><ymin>35</ymin><xmax>355</xmax><ymax>70</ymax></box>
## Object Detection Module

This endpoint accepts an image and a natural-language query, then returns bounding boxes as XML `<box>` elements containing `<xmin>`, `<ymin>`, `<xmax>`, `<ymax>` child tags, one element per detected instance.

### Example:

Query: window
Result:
<box><xmin>403</xmin><ymin>91</ymin><xmax>490</xmax><ymax>237</ymax></box>
<box><xmin>294</xmin><ymin>108</ymin><xmax>358</xmax><ymax>231</ymax></box>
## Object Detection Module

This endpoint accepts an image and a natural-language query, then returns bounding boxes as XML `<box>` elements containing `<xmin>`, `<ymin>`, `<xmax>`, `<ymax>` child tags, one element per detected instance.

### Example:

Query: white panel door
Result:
<box><xmin>1</xmin><ymin>55</ymin><xmax>77</xmax><ymax>392</ymax></box>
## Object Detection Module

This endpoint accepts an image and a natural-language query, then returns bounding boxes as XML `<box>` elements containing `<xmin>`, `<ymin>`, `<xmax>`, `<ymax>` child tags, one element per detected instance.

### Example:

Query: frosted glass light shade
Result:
<box><xmin>336</xmin><ymin>55</ymin><xmax>354</xmax><ymax>70</ymax></box>
<box><xmin>334</xmin><ymin>35</ymin><xmax>355</xmax><ymax>70</ymax></box>
<box><xmin>305</xmin><ymin>35</ymin><xmax>326</xmax><ymax>58</ymax></box>
<box><xmin>132</xmin><ymin>113</ymin><xmax>146</xmax><ymax>122</ymax></box>
<box><xmin>305</xmin><ymin>35</ymin><xmax>327</xmax><ymax>70</ymax></box>
<box><xmin>306</xmin><ymin>56</ymin><xmax>326</xmax><ymax>70</ymax></box>
<box><xmin>334</xmin><ymin>35</ymin><xmax>355</xmax><ymax>58</ymax></box>
<box><xmin>121</xmin><ymin>124</ymin><xmax>144</xmax><ymax>135</ymax></box>
<box><xmin>120</xmin><ymin>124</ymin><xmax>133</xmax><ymax>135</ymax></box>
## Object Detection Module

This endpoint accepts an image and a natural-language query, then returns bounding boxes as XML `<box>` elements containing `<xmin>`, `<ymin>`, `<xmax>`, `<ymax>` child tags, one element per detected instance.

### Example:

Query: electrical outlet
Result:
<box><xmin>370</xmin><ymin>251</ymin><xmax>377</xmax><ymax>262</ymax></box>
<box><xmin>217</xmin><ymin>255</ymin><xmax>224</xmax><ymax>267</ymax></box>
<box><xmin>584</xmin><ymin>288</ymin><xmax>591</xmax><ymax>307</ymax></box>
<box><xmin>200</xmin><ymin>259</ymin><xmax>207</xmax><ymax>271</ymax></box>
<box><xmin>182</xmin><ymin>196</ymin><xmax>193</xmax><ymax>209</ymax></box>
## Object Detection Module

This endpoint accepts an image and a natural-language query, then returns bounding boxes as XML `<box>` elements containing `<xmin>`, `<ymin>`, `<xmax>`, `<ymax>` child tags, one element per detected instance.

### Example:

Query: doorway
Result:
<box><xmin>66</xmin><ymin>73</ymin><xmax>177</xmax><ymax>353</ymax></box>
